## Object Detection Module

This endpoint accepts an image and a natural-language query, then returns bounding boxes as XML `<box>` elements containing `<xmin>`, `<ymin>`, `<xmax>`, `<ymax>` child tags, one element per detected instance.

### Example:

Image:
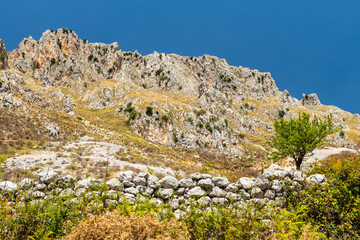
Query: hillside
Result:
<box><xmin>1</xmin><ymin>29</ymin><xmax>359</xmax><ymax>179</ymax></box>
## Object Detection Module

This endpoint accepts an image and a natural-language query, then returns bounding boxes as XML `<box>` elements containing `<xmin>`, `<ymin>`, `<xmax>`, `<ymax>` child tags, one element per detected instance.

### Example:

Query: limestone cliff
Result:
<box><xmin>1</xmin><ymin>29</ymin><xmax>359</xmax><ymax>165</ymax></box>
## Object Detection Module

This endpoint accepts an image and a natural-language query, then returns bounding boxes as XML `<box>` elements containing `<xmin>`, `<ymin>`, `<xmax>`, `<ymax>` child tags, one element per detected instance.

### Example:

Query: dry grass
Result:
<box><xmin>66</xmin><ymin>211</ymin><xmax>190</xmax><ymax>240</ymax></box>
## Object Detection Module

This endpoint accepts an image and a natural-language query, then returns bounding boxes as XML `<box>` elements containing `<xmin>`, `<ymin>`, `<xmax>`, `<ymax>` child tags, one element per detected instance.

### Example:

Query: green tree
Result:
<box><xmin>268</xmin><ymin>112</ymin><xmax>339</xmax><ymax>170</ymax></box>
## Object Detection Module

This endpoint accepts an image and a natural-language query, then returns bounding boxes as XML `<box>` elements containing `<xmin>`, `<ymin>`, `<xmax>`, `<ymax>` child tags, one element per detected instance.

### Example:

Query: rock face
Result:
<box><xmin>302</xmin><ymin>93</ymin><xmax>321</xmax><ymax>107</ymax></box>
<box><xmin>0</xmin><ymin>40</ymin><xmax>8</xmax><ymax>70</ymax></box>
<box><xmin>0</xmin><ymin>28</ymin><xmax>358</xmax><ymax>164</ymax></box>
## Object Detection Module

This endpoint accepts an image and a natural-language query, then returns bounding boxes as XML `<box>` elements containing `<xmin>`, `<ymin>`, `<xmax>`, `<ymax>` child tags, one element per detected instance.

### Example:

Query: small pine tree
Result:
<box><xmin>268</xmin><ymin>113</ymin><xmax>339</xmax><ymax>170</ymax></box>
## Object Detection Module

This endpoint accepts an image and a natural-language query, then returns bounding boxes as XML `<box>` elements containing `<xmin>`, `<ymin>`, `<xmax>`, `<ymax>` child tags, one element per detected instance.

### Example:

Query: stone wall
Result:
<box><xmin>0</xmin><ymin>169</ymin><xmax>326</xmax><ymax>217</ymax></box>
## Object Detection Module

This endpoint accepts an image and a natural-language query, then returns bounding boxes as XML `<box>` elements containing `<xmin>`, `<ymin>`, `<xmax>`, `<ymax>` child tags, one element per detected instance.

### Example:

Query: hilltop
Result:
<box><xmin>0</xmin><ymin>28</ymin><xmax>359</xmax><ymax>179</ymax></box>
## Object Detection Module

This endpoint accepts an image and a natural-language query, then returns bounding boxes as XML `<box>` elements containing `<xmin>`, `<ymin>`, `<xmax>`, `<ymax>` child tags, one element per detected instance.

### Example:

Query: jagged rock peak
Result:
<box><xmin>0</xmin><ymin>39</ymin><xmax>8</xmax><ymax>70</ymax></box>
<box><xmin>302</xmin><ymin>93</ymin><xmax>321</xmax><ymax>107</ymax></box>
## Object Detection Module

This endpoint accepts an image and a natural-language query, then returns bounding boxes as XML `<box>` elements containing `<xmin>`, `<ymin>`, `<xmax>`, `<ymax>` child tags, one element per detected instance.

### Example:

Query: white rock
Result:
<box><xmin>188</xmin><ymin>186</ymin><xmax>206</xmax><ymax>197</ymax></box>
<box><xmin>212</xmin><ymin>177</ymin><xmax>229</xmax><ymax>188</ymax></box>
<box><xmin>117</xmin><ymin>171</ymin><xmax>134</xmax><ymax>182</ymax></box>
<box><xmin>38</xmin><ymin>171</ymin><xmax>58</xmax><ymax>184</ymax></box>
<box><xmin>198</xmin><ymin>178</ymin><xmax>214</xmax><ymax>190</ymax></box>
<box><xmin>159</xmin><ymin>176</ymin><xmax>179</xmax><ymax>189</ymax></box>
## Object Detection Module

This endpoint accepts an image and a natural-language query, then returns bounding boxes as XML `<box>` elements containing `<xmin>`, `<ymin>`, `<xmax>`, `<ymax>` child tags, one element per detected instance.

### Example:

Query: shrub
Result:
<box><xmin>186</xmin><ymin>117</ymin><xmax>193</xmax><ymax>124</ymax></box>
<box><xmin>146</xmin><ymin>107</ymin><xmax>153</xmax><ymax>116</ymax></box>
<box><xmin>129</xmin><ymin>109</ymin><xmax>138</xmax><ymax>120</ymax></box>
<box><xmin>278</xmin><ymin>109</ymin><xmax>285</xmax><ymax>118</ymax></box>
<box><xmin>57</xmin><ymin>39</ymin><xmax>62</xmax><ymax>49</ymax></box>
<box><xmin>161</xmin><ymin>114</ymin><xmax>169</xmax><ymax>122</ymax></box>
<box><xmin>205</xmin><ymin>122</ymin><xmax>213</xmax><ymax>133</ymax></box>
<box><xmin>76</xmin><ymin>116</ymin><xmax>82</xmax><ymax>121</ymax></box>
<box><xmin>66</xmin><ymin>211</ymin><xmax>189</xmax><ymax>240</ymax></box>
<box><xmin>285</xmin><ymin>153</ymin><xmax>360</xmax><ymax>238</ymax></box>
<box><xmin>224</xmin><ymin>119</ymin><xmax>229</xmax><ymax>127</ymax></box>
<box><xmin>195</xmin><ymin>109</ymin><xmax>206</xmax><ymax>116</ymax></box>
<box><xmin>155</xmin><ymin>68</ymin><xmax>164</xmax><ymax>76</ymax></box>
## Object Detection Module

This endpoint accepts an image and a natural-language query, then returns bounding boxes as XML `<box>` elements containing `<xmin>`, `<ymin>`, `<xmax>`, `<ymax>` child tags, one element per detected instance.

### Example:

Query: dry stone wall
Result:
<box><xmin>0</xmin><ymin>169</ymin><xmax>326</xmax><ymax>217</ymax></box>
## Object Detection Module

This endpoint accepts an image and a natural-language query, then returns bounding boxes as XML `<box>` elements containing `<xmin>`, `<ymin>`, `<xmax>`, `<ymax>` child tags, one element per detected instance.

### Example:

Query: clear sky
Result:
<box><xmin>1</xmin><ymin>0</ymin><xmax>359</xmax><ymax>113</ymax></box>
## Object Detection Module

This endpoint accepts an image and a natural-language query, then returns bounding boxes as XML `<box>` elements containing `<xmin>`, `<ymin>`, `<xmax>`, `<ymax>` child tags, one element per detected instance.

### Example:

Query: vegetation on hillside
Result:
<box><xmin>268</xmin><ymin>113</ymin><xmax>339</xmax><ymax>169</ymax></box>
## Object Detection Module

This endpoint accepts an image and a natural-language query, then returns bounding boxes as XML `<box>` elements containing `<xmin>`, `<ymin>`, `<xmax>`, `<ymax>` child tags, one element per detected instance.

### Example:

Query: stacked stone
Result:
<box><xmin>0</xmin><ymin>169</ymin><xmax>326</xmax><ymax>215</ymax></box>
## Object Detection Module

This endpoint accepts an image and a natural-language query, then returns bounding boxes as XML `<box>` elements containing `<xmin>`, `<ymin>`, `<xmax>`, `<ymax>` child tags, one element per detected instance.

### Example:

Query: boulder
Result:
<box><xmin>156</xmin><ymin>188</ymin><xmax>173</xmax><ymax>200</ymax></box>
<box><xmin>0</xmin><ymin>181</ymin><xmax>17</xmax><ymax>193</ymax></box>
<box><xmin>117</xmin><ymin>171</ymin><xmax>134</xmax><ymax>182</ymax></box>
<box><xmin>147</xmin><ymin>175</ymin><xmax>160</xmax><ymax>189</ymax></box>
<box><xmin>302</xmin><ymin>93</ymin><xmax>321</xmax><ymax>107</ymax></box>
<box><xmin>19</xmin><ymin>178</ymin><xmax>33</xmax><ymax>190</ymax></box>
<box><xmin>179</xmin><ymin>177</ymin><xmax>195</xmax><ymax>188</ymax></box>
<box><xmin>38</xmin><ymin>171</ymin><xmax>58</xmax><ymax>184</ymax></box>
<box><xmin>307</xmin><ymin>174</ymin><xmax>325</xmax><ymax>184</ymax></box>
<box><xmin>208</xmin><ymin>186</ymin><xmax>227</xmax><ymax>198</ymax></box>
<box><xmin>212</xmin><ymin>177</ymin><xmax>229</xmax><ymax>188</ymax></box>
<box><xmin>198</xmin><ymin>178</ymin><xmax>214</xmax><ymax>190</ymax></box>
<box><xmin>159</xmin><ymin>176</ymin><xmax>179</xmax><ymax>190</ymax></box>
<box><xmin>188</xmin><ymin>186</ymin><xmax>206</xmax><ymax>197</ymax></box>
<box><xmin>238</xmin><ymin>177</ymin><xmax>255</xmax><ymax>190</ymax></box>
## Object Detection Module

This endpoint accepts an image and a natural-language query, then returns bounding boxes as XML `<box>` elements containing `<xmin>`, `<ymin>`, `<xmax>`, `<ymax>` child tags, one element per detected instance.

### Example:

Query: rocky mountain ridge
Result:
<box><xmin>0</xmin><ymin>28</ymin><xmax>359</xmax><ymax>177</ymax></box>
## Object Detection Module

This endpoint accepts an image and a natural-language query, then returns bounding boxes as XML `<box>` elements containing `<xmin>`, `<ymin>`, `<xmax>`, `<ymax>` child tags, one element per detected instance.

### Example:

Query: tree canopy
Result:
<box><xmin>268</xmin><ymin>112</ymin><xmax>339</xmax><ymax>170</ymax></box>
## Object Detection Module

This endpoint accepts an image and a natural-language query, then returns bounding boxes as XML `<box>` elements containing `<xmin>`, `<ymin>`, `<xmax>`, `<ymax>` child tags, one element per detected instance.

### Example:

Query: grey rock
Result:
<box><xmin>264</xmin><ymin>190</ymin><xmax>276</xmax><ymax>200</ymax></box>
<box><xmin>175</xmin><ymin>187</ymin><xmax>186</xmax><ymax>195</ymax></box>
<box><xmin>271</xmin><ymin>180</ymin><xmax>283</xmax><ymax>192</ymax></box>
<box><xmin>225</xmin><ymin>183</ymin><xmax>238</xmax><ymax>193</ymax></box>
<box><xmin>239</xmin><ymin>189</ymin><xmax>251</xmax><ymax>200</ymax></box>
<box><xmin>85</xmin><ymin>191</ymin><xmax>100</xmax><ymax>201</ymax></box>
<box><xmin>143</xmin><ymin>187</ymin><xmax>154</xmax><ymax>196</ymax></box>
<box><xmin>179</xmin><ymin>177</ymin><xmax>195</xmax><ymax>188</ymax></box>
<box><xmin>35</xmin><ymin>183</ymin><xmax>47</xmax><ymax>191</ymax></box>
<box><xmin>74</xmin><ymin>188</ymin><xmax>86</xmax><ymax>197</ymax></box>
<box><xmin>212</xmin><ymin>197</ymin><xmax>229</xmax><ymax>205</ymax></box>
<box><xmin>125</xmin><ymin>187</ymin><xmax>139</xmax><ymax>195</ymax></box>
<box><xmin>198</xmin><ymin>178</ymin><xmax>214</xmax><ymax>190</ymax></box>
<box><xmin>307</xmin><ymin>174</ymin><xmax>325</xmax><ymax>184</ymax></box>
<box><xmin>302</xmin><ymin>93</ymin><xmax>321</xmax><ymax>107</ymax></box>
<box><xmin>147</xmin><ymin>175</ymin><xmax>160</xmax><ymax>189</ymax></box>
<box><xmin>156</xmin><ymin>188</ymin><xmax>173</xmax><ymax>200</ymax></box>
<box><xmin>117</xmin><ymin>171</ymin><xmax>134</xmax><ymax>182</ymax></box>
<box><xmin>38</xmin><ymin>171</ymin><xmax>58</xmax><ymax>184</ymax></box>
<box><xmin>238</xmin><ymin>177</ymin><xmax>255</xmax><ymax>190</ymax></box>
<box><xmin>136</xmin><ymin>185</ymin><xmax>146</xmax><ymax>193</ymax></box>
<box><xmin>134</xmin><ymin>176</ymin><xmax>147</xmax><ymax>186</ymax></box>
<box><xmin>226</xmin><ymin>192</ymin><xmax>241</xmax><ymax>201</ymax></box>
<box><xmin>212</xmin><ymin>177</ymin><xmax>229</xmax><ymax>188</ymax></box>
<box><xmin>254</xmin><ymin>178</ymin><xmax>271</xmax><ymax>191</ymax></box>
<box><xmin>197</xmin><ymin>196</ymin><xmax>211</xmax><ymax>206</ymax></box>
<box><xmin>293</xmin><ymin>171</ymin><xmax>306</xmax><ymax>182</ymax></box>
<box><xmin>105</xmin><ymin>190</ymin><xmax>118</xmax><ymax>200</ymax></box>
<box><xmin>189</xmin><ymin>172</ymin><xmax>202</xmax><ymax>181</ymax></box>
<box><xmin>208</xmin><ymin>186</ymin><xmax>227</xmax><ymax>198</ymax></box>
<box><xmin>75</xmin><ymin>178</ymin><xmax>104</xmax><ymax>190</ymax></box>
<box><xmin>106</xmin><ymin>178</ymin><xmax>124</xmax><ymax>191</ymax></box>
<box><xmin>201</xmin><ymin>174</ymin><xmax>212</xmax><ymax>179</ymax></box>
<box><xmin>137</xmin><ymin>172</ymin><xmax>150</xmax><ymax>179</ymax></box>
<box><xmin>188</xmin><ymin>186</ymin><xmax>206</xmax><ymax>197</ymax></box>
<box><xmin>251</xmin><ymin>187</ymin><xmax>264</xmax><ymax>199</ymax></box>
<box><xmin>174</xmin><ymin>209</ymin><xmax>186</xmax><ymax>219</ymax></box>
<box><xmin>19</xmin><ymin>178</ymin><xmax>33</xmax><ymax>190</ymax></box>
<box><xmin>32</xmin><ymin>191</ymin><xmax>45</xmax><ymax>198</ymax></box>
<box><xmin>59</xmin><ymin>188</ymin><xmax>74</xmax><ymax>198</ymax></box>
<box><xmin>159</xmin><ymin>176</ymin><xmax>179</xmax><ymax>190</ymax></box>
<box><xmin>123</xmin><ymin>181</ymin><xmax>135</xmax><ymax>188</ymax></box>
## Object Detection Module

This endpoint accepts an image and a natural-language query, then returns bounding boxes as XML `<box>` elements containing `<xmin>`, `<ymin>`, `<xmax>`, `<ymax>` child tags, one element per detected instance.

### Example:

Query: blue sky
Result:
<box><xmin>1</xmin><ymin>0</ymin><xmax>359</xmax><ymax>113</ymax></box>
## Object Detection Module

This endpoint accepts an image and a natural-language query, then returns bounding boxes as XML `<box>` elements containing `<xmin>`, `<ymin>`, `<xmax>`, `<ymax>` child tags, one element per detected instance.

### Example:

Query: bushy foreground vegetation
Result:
<box><xmin>1</xmin><ymin>152</ymin><xmax>359</xmax><ymax>239</ymax></box>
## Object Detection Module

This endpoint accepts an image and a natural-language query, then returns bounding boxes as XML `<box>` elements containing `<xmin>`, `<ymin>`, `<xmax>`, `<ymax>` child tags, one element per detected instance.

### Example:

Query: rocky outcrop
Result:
<box><xmin>301</xmin><ymin>93</ymin><xmax>321</xmax><ymax>107</ymax></box>
<box><xmin>0</xmin><ymin>39</ymin><xmax>8</xmax><ymax>70</ymax></box>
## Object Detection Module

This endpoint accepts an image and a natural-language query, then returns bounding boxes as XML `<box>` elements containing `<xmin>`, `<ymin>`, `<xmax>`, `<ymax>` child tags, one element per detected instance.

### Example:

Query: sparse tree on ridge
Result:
<box><xmin>268</xmin><ymin>112</ymin><xmax>339</xmax><ymax>170</ymax></box>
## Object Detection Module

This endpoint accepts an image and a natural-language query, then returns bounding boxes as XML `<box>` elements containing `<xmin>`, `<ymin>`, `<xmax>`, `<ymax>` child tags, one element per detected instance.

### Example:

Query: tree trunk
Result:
<box><xmin>295</xmin><ymin>156</ymin><xmax>303</xmax><ymax>170</ymax></box>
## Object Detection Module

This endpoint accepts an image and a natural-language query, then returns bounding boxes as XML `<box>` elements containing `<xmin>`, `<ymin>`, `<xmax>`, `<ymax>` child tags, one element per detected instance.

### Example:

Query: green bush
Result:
<box><xmin>285</xmin><ymin>152</ymin><xmax>360</xmax><ymax>238</ymax></box>
<box><xmin>195</xmin><ymin>109</ymin><xmax>206</xmax><ymax>116</ymax></box>
<box><xmin>145</xmin><ymin>107</ymin><xmax>153</xmax><ymax>117</ymax></box>
<box><xmin>205</xmin><ymin>122</ymin><xmax>213</xmax><ymax>133</ymax></box>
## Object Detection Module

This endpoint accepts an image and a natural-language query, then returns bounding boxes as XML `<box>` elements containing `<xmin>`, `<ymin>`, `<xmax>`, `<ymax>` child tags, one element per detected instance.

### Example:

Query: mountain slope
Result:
<box><xmin>0</xmin><ymin>28</ymin><xmax>359</xmax><ymax>178</ymax></box>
